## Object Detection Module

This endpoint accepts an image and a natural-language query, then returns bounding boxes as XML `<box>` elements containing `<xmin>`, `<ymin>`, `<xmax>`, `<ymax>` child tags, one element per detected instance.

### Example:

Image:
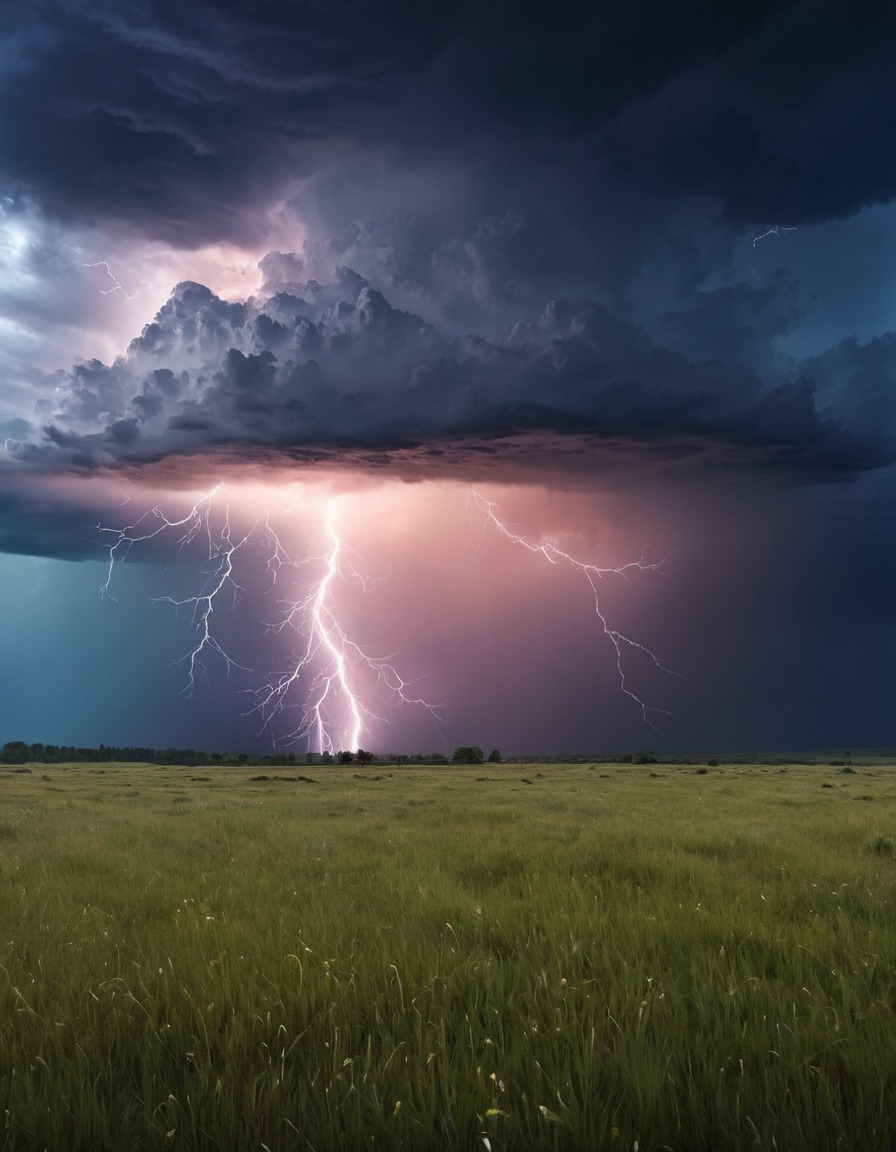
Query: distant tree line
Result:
<box><xmin>0</xmin><ymin>741</ymin><xmax>301</xmax><ymax>767</ymax></box>
<box><xmin>2</xmin><ymin>741</ymin><xmax>755</xmax><ymax>770</ymax></box>
<box><xmin>0</xmin><ymin>741</ymin><xmax>504</xmax><ymax>767</ymax></box>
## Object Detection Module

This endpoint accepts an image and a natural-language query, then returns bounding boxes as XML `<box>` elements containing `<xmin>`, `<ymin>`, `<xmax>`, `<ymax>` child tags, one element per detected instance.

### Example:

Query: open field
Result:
<box><xmin>1</xmin><ymin>759</ymin><xmax>895</xmax><ymax>1151</ymax></box>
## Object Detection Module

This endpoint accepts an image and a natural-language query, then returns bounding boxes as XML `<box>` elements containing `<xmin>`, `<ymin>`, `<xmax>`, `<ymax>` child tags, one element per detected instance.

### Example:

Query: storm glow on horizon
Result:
<box><xmin>0</xmin><ymin>1</ymin><xmax>893</xmax><ymax>755</ymax></box>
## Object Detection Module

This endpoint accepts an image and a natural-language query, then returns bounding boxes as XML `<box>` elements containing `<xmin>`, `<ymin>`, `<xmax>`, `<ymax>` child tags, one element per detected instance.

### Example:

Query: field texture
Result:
<box><xmin>1</xmin><ymin>759</ymin><xmax>895</xmax><ymax>1151</ymax></box>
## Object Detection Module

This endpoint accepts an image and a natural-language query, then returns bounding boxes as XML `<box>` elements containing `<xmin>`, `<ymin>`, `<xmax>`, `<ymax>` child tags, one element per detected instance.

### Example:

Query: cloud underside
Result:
<box><xmin>0</xmin><ymin>429</ymin><xmax>879</xmax><ymax>566</ymax></box>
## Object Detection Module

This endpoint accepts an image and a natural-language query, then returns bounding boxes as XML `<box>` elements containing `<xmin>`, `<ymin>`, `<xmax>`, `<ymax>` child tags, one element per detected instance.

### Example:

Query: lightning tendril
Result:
<box><xmin>753</xmin><ymin>224</ymin><xmax>797</xmax><ymax>247</ymax></box>
<box><xmin>472</xmin><ymin>490</ymin><xmax>681</xmax><ymax>728</ymax></box>
<box><xmin>65</xmin><ymin>245</ymin><xmax>138</xmax><ymax>299</ymax></box>
<box><xmin>251</xmin><ymin>499</ymin><xmax>439</xmax><ymax>754</ymax></box>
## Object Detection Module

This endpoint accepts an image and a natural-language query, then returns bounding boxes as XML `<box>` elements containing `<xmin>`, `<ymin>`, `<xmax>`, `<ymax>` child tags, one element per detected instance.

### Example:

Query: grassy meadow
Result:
<box><xmin>1</xmin><ymin>757</ymin><xmax>895</xmax><ymax>1151</ymax></box>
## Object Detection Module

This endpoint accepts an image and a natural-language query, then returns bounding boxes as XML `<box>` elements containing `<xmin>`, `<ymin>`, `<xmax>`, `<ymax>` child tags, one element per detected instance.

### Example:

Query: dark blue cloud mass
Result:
<box><xmin>2</xmin><ymin>0</ymin><xmax>892</xmax><ymax>244</ymax></box>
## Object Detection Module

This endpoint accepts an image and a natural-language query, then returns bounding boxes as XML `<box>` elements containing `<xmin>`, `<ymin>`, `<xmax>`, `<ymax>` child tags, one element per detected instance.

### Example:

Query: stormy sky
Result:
<box><xmin>0</xmin><ymin>0</ymin><xmax>894</xmax><ymax>755</ymax></box>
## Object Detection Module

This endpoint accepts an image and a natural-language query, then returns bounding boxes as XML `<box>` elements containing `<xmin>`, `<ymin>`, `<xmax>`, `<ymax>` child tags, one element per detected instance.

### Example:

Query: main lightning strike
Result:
<box><xmin>252</xmin><ymin>500</ymin><xmax>438</xmax><ymax>754</ymax></box>
<box><xmin>472</xmin><ymin>491</ymin><xmax>679</xmax><ymax>728</ymax></box>
<box><xmin>99</xmin><ymin>487</ymin><xmax>437</xmax><ymax>752</ymax></box>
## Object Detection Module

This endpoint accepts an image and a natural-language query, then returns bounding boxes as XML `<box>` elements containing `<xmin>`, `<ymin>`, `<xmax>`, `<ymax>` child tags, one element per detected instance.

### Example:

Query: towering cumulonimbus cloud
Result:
<box><xmin>5</xmin><ymin>267</ymin><xmax>886</xmax><ymax>468</ymax></box>
<box><xmin>1</xmin><ymin>254</ymin><xmax>893</xmax><ymax>559</ymax></box>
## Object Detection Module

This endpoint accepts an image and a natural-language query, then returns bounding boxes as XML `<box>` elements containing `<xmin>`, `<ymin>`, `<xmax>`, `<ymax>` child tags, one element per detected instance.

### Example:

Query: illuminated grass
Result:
<box><xmin>1</xmin><ymin>760</ymin><xmax>895</xmax><ymax>1150</ymax></box>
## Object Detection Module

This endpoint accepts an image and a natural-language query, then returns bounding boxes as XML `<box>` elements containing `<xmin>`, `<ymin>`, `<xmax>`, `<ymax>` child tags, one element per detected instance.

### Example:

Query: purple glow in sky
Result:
<box><xmin>0</xmin><ymin>0</ymin><xmax>894</xmax><ymax>755</ymax></box>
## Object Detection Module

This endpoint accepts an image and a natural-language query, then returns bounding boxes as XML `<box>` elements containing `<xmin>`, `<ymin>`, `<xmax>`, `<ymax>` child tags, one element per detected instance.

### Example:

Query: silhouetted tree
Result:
<box><xmin>488</xmin><ymin>748</ymin><xmax>502</xmax><ymax>763</ymax></box>
<box><xmin>1</xmin><ymin>741</ymin><xmax>29</xmax><ymax>765</ymax></box>
<box><xmin>452</xmin><ymin>746</ymin><xmax>484</xmax><ymax>764</ymax></box>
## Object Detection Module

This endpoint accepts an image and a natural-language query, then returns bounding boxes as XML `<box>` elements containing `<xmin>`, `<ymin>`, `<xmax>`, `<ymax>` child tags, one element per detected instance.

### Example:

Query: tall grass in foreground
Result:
<box><xmin>1</xmin><ymin>761</ymin><xmax>894</xmax><ymax>1150</ymax></box>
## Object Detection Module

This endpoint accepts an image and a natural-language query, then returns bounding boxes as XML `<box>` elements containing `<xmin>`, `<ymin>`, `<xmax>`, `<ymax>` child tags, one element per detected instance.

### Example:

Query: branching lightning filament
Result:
<box><xmin>252</xmin><ymin>499</ymin><xmax>439</xmax><ymax>754</ymax></box>
<box><xmin>753</xmin><ymin>224</ymin><xmax>797</xmax><ymax>247</ymax></box>
<box><xmin>98</xmin><ymin>486</ymin><xmax>223</xmax><ymax>604</ymax></box>
<box><xmin>152</xmin><ymin>508</ymin><xmax>255</xmax><ymax>694</ymax></box>
<box><xmin>98</xmin><ymin>488</ymin><xmax>437</xmax><ymax>753</ymax></box>
<box><xmin>98</xmin><ymin>485</ymin><xmax>251</xmax><ymax>693</ymax></box>
<box><xmin>472</xmin><ymin>490</ymin><xmax>680</xmax><ymax>728</ymax></box>
<box><xmin>79</xmin><ymin>260</ymin><xmax>137</xmax><ymax>299</ymax></box>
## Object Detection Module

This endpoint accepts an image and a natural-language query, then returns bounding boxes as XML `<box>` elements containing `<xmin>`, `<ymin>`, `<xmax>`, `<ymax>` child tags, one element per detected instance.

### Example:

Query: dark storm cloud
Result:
<box><xmin>1</xmin><ymin>0</ymin><xmax>892</xmax><ymax>246</ymax></box>
<box><xmin>5</xmin><ymin>267</ymin><xmax>890</xmax><ymax>496</ymax></box>
<box><xmin>799</xmin><ymin>334</ymin><xmax>896</xmax><ymax>444</ymax></box>
<box><xmin>1</xmin><ymin>0</ymin><xmax>894</xmax><ymax>565</ymax></box>
<box><xmin>604</xmin><ymin>1</ymin><xmax>896</xmax><ymax>224</ymax></box>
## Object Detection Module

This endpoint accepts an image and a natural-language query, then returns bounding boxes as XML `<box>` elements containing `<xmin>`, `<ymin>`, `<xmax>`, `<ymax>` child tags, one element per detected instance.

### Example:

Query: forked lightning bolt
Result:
<box><xmin>152</xmin><ymin>508</ymin><xmax>255</xmax><ymax>693</ymax></box>
<box><xmin>472</xmin><ymin>491</ymin><xmax>679</xmax><ymax>728</ymax></box>
<box><xmin>252</xmin><ymin>499</ymin><xmax>439</xmax><ymax>754</ymax></box>
<box><xmin>98</xmin><ymin>488</ymin><xmax>436</xmax><ymax>752</ymax></box>
<box><xmin>98</xmin><ymin>485</ymin><xmax>252</xmax><ymax>692</ymax></box>
<box><xmin>99</xmin><ymin>486</ymin><xmax>223</xmax><ymax>604</ymax></box>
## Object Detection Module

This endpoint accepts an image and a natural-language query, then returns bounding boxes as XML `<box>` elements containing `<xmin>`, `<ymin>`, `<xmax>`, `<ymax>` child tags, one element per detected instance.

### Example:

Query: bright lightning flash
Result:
<box><xmin>98</xmin><ymin>485</ymin><xmax>436</xmax><ymax>753</ymax></box>
<box><xmin>472</xmin><ymin>490</ymin><xmax>680</xmax><ymax>728</ymax></box>
<box><xmin>252</xmin><ymin>499</ymin><xmax>439</xmax><ymax>755</ymax></box>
